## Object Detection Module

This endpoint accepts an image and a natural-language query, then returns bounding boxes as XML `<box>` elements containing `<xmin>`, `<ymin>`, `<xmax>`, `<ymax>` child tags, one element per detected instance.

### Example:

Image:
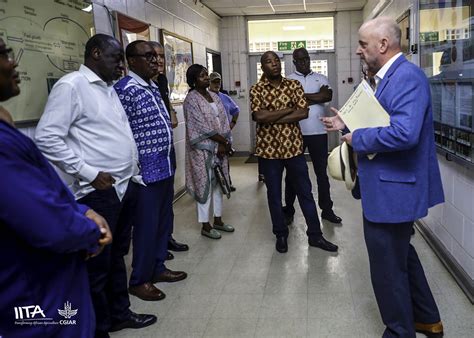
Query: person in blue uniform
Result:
<box><xmin>0</xmin><ymin>37</ymin><xmax>112</xmax><ymax>338</ymax></box>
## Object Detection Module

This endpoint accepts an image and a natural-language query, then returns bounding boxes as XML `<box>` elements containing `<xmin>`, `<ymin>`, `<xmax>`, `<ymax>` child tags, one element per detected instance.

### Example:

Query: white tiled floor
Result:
<box><xmin>112</xmin><ymin>158</ymin><xmax>474</xmax><ymax>338</ymax></box>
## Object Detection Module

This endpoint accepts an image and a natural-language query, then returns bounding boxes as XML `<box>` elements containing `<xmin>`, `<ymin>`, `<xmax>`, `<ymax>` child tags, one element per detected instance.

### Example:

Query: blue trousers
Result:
<box><xmin>130</xmin><ymin>176</ymin><xmax>174</xmax><ymax>286</ymax></box>
<box><xmin>78</xmin><ymin>182</ymin><xmax>138</xmax><ymax>334</ymax></box>
<box><xmin>285</xmin><ymin>134</ymin><xmax>333</xmax><ymax>215</ymax></box>
<box><xmin>259</xmin><ymin>154</ymin><xmax>323</xmax><ymax>239</ymax></box>
<box><xmin>363</xmin><ymin>217</ymin><xmax>440</xmax><ymax>338</ymax></box>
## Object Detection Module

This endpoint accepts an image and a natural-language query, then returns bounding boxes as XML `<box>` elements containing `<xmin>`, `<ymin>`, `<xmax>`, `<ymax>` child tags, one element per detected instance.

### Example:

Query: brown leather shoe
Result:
<box><xmin>153</xmin><ymin>269</ymin><xmax>187</xmax><ymax>283</ymax></box>
<box><xmin>129</xmin><ymin>282</ymin><xmax>166</xmax><ymax>301</ymax></box>
<box><xmin>415</xmin><ymin>321</ymin><xmax>444</xmax><ymax>337</ymax></box>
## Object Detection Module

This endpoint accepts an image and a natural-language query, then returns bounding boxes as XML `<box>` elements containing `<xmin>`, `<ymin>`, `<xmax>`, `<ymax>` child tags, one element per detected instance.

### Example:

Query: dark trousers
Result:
<box><xmin>78</xmin><ymin>182</ymin><xmax>138</xmax><ymax>335</ymax></box>
<box><xmin>363</xmin><ymin>217</ymin><xmax>440</xmax><ymax>338</ymax></box>
<box><xmin>130</xmin><ymin>176</ymin><xmax>174</xmax><ymax>286</ymax></box>
<box><xmin>285</xmin><ymin>134</ymin><xmax>333</xmax><ymax>215</ymax></box>
<box><xmin>259</xmin><ymin>154</ymin><xmax>323</xmax><ymax>239</ymax></box>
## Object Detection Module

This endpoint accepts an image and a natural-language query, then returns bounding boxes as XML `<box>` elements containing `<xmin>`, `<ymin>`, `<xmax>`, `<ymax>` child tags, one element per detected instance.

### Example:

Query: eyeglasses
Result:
<box><xmin>0</xmin><ymin>48</ymin><xmax>15</xmax><ymax>63</ymax></box>
<box><xmin>130</xmin><ymin>52</ymin><xmax>158</xmax><ymax>62</ymax></box>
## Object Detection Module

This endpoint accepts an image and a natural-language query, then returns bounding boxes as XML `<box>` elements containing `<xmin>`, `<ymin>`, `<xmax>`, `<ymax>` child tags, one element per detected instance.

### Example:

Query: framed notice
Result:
<box><xmin>115</xmin><ymin>12</ymin><xmax>150</xmax><ymax>49</ymax></box>
<box><xmin>0</xmin><ymin>0</ymin><xmax>94</xmax><ymax>125</ymax></box>
<box><xmin>160</xmin><ymin>30</ymin><xmax>193</xmax><ymax>103</ymax></box>
<box><xmin>397</xmin><ymin>10</ymin><xmax>411</xmax><ymax>56</ymax></box>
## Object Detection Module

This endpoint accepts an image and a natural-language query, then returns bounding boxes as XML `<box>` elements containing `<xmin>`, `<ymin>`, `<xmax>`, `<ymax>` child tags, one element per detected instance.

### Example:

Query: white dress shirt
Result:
<box><xmin>35</xmin><ymin>65</ymin><xmax>141</xmax><ymax>201</ymax></box>
<box><xmin>374</xmin><ymin>52</ymin><xmax>403</xmax><ymax>92</ymax></box>
<box><xmin>287</xmin><ymin>71</ymin><xmax>331</xmax><ymax>135</ymax></box>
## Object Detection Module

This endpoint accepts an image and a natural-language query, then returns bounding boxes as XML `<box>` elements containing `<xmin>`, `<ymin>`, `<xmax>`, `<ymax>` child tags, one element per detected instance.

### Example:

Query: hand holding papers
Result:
<box><xmin>338</xmin><ymin>79</ymin><xmax>390</xmax><ymax>131</ymax></box>
<box><xmin>322</xmin><ymin>80</ymin><xmax>390</xmax><ymax>160</ymax></box>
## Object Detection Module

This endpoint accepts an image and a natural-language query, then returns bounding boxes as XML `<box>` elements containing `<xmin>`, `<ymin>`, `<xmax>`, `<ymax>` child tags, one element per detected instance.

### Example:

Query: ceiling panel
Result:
<box><xmin>201</xmin><ymin>0</ymin><xmax>366</xmax><ymax>16</ymax></box>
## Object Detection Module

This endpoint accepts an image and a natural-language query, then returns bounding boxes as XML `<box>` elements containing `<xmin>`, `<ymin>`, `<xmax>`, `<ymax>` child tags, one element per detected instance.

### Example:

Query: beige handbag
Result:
<box><xmin>170</xmin><ymin>108</ymin><xmax>178</xmax><ymax>129</ymax></box>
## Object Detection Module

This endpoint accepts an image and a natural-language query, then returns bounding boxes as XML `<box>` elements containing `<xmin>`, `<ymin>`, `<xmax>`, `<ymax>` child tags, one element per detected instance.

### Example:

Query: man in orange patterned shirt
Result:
<box><xmin>250</xmin><ymin>51</ymin><xmax>338</xmax><ymax>253</ymax></box>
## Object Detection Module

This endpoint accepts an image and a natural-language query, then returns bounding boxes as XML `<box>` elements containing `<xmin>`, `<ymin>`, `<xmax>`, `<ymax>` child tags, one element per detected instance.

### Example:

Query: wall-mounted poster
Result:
<box><xmin>0</xmin><ymin>0</ymin><xmax>94</xmax><ymax>125</ymax></box>
<box><xmin>396</xmin><ymin>10</ymin><xmax>411</xmax><ymax>56</ymax></box>
<box><xmin>115</xmin><ymin>12</ymin><xmax>150</xmax><ymax>49</ymax></box>
<box><xmin>161</xmin><ymin>30</ymin><xmax>193</xmax><ymax>103</ymax></box>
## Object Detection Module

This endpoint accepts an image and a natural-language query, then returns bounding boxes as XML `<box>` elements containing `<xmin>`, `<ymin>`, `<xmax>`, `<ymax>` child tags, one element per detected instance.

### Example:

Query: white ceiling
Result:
<box><xmin>200</xmin><ymin>0</ymin><xmax>367</xmax><ymax>16</ymax></box>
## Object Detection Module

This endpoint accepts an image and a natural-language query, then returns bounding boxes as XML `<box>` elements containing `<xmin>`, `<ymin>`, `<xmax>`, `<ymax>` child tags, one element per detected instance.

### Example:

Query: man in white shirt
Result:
<box><xmin>283</xmin><ymin>47</ymin><xmax>342</xmax><ymax>225</ymax></box>
<box><xmin>35</xmin><ymin>34</ymin><xmax>156</xmax><ymax>338</ymax></box>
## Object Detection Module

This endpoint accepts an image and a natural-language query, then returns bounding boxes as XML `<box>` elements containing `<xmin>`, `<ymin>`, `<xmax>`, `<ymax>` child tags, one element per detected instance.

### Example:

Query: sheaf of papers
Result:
<box><xmin>339</xmin><ymin>80</ymin><xmax>390</xmax><ymax>131</ymax></box>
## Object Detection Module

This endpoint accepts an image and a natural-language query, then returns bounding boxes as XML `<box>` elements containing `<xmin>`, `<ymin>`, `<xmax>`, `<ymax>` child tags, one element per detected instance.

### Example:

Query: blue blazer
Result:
<box><xmin>352</xmin><ymin>55</ymin><xmax>444</xmax><ymax>223</ymax></box>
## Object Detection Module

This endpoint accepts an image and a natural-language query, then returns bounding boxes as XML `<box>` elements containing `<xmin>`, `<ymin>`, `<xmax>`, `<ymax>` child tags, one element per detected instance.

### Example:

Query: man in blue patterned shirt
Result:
<box><xmin>115</xmin><ymin>41</ymin><xmax>187</xmax><ymax>302</ymax></box>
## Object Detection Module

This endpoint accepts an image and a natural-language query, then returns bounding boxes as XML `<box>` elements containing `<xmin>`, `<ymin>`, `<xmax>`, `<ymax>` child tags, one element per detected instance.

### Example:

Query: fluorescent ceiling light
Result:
<box><xmin>81</xmin><ymin>4</ymin><xmax>92</xmax><ymax>12</ymax></box>
<box><xmin>283</xmin><ymin>26</ymin><xmax>305</xmax><ymax>31</ymax></box>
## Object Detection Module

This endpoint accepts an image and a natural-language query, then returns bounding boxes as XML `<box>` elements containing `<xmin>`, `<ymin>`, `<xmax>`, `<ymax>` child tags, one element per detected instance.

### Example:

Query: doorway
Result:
<box><xmin>248</xmin><ymin>52</ymin><xmax>338</xmax><ymax>152</ymax></box>
<box><xmin>206</xmin><ymin>49</ymin><xmax>222</xmax><ymax>79</ymax></box>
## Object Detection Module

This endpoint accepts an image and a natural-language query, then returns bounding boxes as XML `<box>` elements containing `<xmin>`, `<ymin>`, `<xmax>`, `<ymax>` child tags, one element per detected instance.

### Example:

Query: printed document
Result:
<box><xmin>339</xmin><ymin>80</ymin><xmax>390</xmax><ymax>131</ymax></box>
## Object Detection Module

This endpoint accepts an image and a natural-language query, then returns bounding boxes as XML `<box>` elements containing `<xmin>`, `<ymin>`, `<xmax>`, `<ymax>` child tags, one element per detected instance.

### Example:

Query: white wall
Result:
<box><xmin>362</xmin><ymin>0</ymin><xmax>474</xmax><ymax>281</ymax></box>
<box><xmin>335</xmin><ymin>11</ymin><xmax>363</xmax><ymax>108</ymax></box>
<box><xmin>423</xmin><ymin>158</ymin><xmax>474</xmax><ymax>279</ymax></box>
<box><xmin>219</xmin><ymin>16</ymin><xmax>251</xmax><ymax>152</ymax></box>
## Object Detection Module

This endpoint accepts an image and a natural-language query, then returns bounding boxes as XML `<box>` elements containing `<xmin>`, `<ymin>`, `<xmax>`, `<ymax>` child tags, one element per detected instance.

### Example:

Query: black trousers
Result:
<box><xmin>78</xmin><ymin>182</ymin><xmax>138</xmax><ymax>335</ymax></box>
<box><xmin>285</xmin><ymin>134</ymin><xmax>333</xmax><ymax>215</ymax></box>
<box><xmin>364</xmin><ymin>217</ymin><xmax>440</xmax><ymax>337</ymax></box>
<box><xmin>259</xmin><ymin>154</ymin><xmax>323</xmax><ymax>239</ymax></box>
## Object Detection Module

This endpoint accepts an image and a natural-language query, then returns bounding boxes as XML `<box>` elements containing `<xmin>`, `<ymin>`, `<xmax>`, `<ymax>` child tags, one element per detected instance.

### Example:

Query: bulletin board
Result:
<box><xmin>0</xmin><ymin>0</ymin><xmax>94</xmax><ymax>125</ymax></box>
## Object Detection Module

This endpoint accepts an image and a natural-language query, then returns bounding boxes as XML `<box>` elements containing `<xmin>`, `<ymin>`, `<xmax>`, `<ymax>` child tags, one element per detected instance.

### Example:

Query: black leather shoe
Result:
<box><xmin>109</xmin><ymin>312</ymin><xmax>157</xmax><ymax>332</ymax></box>
<box><xmin>153</xmin><ymin>269</ymin><xmax>187</xmax><ymax>283</ymax></box>
<box><xmin>168</xmin><ymin>237</ymin><xmax>189</xmax><ymax>252</ymax></box>
<box><xmin>321</xmin><ymin>210</ymin><xmax>342</xmax><ymax>224</ymax></box>
<box><xmin>129</xmin><ymin>283</ymin><xmax>165</xmax><ymax>301</ymax></box>
<box><xmin>308</xmin><ymin>236</ymin><xmax>338</xmax><ymax>252</ymax></box>
<box><xmin>166</xmin><ymin>251</ymin><xmax>174</xmax><ymax>260</ymax></box>
<box><xmin>275</xmin><ymin>236</ymin><xmax>288</xmax><ymax>253</ymax></box>
<box><xmin>95</xmin><ymin>331</ymin><xmax>110</xmax><ymax>338</ymax></box>
<box><xmin>230</xmin><ymin>185</ymin><xmax>236</xmax><ymax>192</ymax></box>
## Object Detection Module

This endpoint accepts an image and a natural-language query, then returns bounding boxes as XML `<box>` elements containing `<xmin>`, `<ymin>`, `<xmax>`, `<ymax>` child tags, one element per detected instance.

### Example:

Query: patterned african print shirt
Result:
<box><xmin>250</xmin><ymin>76</ymin><xmax>308</xmax><ymax>159</ymax></box>
<box><xmin>114</xmin><ymin>71</ymin><xmax>174</xmax><ymax>184</ymax></box>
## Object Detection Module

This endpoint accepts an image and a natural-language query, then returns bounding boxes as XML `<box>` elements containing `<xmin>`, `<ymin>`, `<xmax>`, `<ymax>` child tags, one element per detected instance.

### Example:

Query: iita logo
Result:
<box><xmin>58</xmin><ymin>301</ymin><xmax>78</xmax><ymax>325</ymax></box>
<box><xmin>14</xmin><ymin>305</ymin><xmax>46</xmax><ymax>319</ymax></box>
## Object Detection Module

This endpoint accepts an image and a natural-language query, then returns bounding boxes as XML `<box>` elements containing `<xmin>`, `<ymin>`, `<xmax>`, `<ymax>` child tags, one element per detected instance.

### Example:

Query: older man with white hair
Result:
<box><xmin>323</xmin><ymin>17</ymin><xmax>444</xmax><ymax>338</ymax></box>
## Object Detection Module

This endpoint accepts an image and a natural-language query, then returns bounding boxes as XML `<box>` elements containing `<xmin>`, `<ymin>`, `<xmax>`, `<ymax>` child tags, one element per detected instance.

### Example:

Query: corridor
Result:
<box><xmin>113</xmin><ymin>158</ymin><xmax>474</xmax><ymax>338</ymax></box>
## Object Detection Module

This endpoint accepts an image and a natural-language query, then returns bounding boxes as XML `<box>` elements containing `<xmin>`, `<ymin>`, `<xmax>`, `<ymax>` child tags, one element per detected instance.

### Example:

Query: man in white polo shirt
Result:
<box><xmin>283</xmin><ymin>47</ymin><xmax>342</xmax><ymax>225</ymax></box>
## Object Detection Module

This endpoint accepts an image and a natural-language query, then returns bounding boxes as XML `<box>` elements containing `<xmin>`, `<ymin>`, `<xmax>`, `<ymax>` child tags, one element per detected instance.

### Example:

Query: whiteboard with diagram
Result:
<box><xmin>0</xmin><ymin>0</ymin><xmax>94</xmax><ymax>125</ymax></box>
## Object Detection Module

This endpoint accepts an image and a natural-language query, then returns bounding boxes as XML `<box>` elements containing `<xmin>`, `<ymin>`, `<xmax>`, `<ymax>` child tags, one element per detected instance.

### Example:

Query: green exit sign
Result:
<box><xmin>420</xmin><ymin>32</ymin><xmax>439</xmax><ymax>43</ymax></box>
<box><xmin>278</xmin><ymin>41</ymin><xmax>306</xmax><ymax>51</ymax></box>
